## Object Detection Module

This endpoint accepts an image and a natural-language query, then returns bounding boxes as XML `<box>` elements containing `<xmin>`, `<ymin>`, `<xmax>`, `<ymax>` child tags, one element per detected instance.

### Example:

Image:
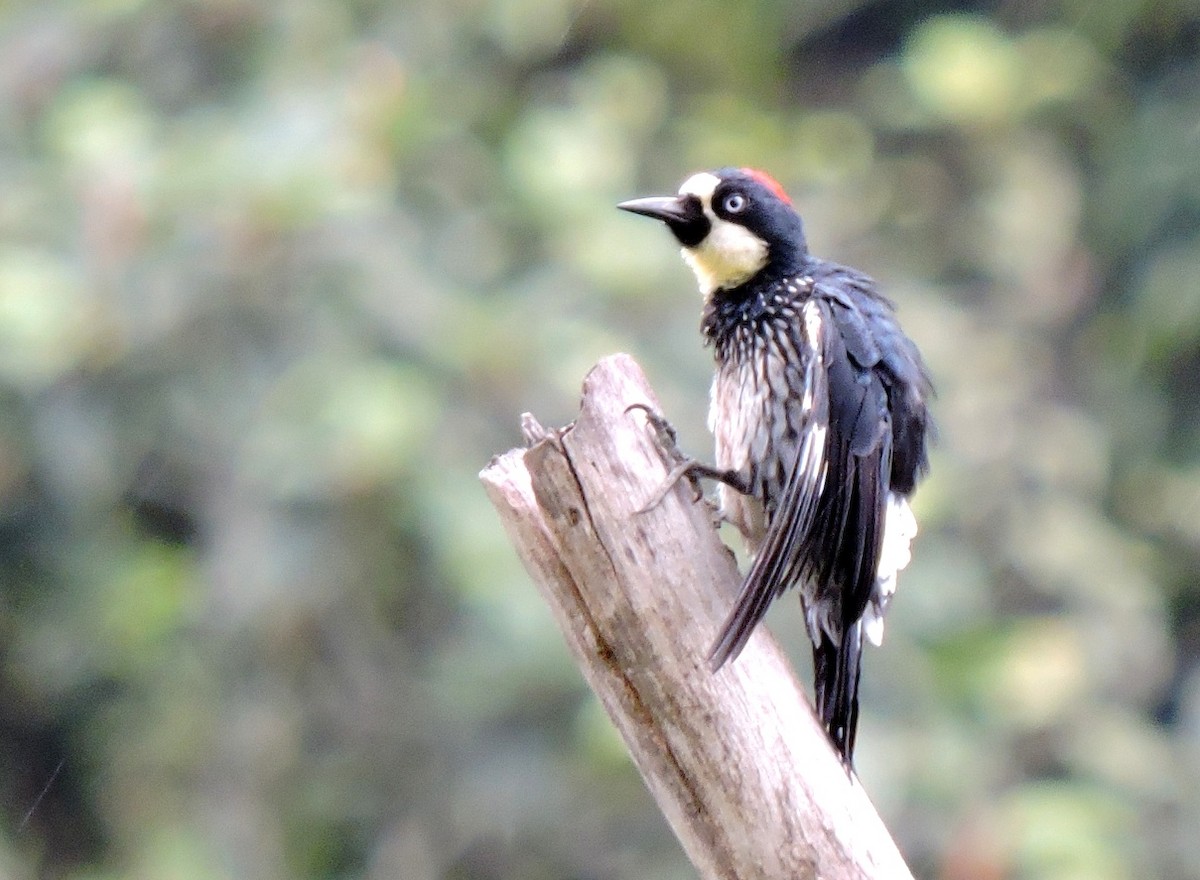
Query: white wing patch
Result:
<box><xmin>862</xmin><ymin>493</ymin><xmax>918</xmax><ymax>646</ymax></box>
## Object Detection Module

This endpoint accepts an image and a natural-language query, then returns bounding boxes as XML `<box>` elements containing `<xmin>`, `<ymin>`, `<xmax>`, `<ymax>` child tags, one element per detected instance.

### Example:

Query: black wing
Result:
<box><xmin>807</xmin><ymin>284</ymin><xmax>894</xmax><ymax>760</ymax></box>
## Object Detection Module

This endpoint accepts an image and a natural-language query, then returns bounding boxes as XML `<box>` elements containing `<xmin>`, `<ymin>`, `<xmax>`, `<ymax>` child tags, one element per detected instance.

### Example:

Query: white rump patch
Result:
<box><xmin>863</xmin><ymin>493</ymin><xmax>918</xmax><ymax>646</ymax></box>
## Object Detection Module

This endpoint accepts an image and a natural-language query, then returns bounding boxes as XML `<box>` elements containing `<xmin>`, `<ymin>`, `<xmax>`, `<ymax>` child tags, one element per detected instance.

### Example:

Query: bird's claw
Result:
<box><xmin>625</xmin><ymin>403</ymin><xmax>681</xmax><ymax>455</ymax></box>
<box><xmin>626</xmin><ymin>403</ymin><xmax>706</xmax><ymax>512</ymax></box>
<box><xmin>635</xmin><ymin>458</ymin><xmax>708</xmax><ymax>513</ymax></box>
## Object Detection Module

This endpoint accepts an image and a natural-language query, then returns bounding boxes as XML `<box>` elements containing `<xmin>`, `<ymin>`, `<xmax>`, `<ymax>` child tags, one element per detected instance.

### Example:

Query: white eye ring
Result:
<box><xmin>722</xmin><ymin>192</ymin><xmax>747</xmax><ymax>213</ymax></box>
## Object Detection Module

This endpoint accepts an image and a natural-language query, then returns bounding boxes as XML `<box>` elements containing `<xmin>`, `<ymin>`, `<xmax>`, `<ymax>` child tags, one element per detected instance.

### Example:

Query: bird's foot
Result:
<box><xmin>625</xmin><ymin>403</ymin><xmax>708</xmax><ymax>511</ymax></box>
<box><xmin>626</xmin><ymin>403</ymin><xmax>741</xmax><ymax>514</ymax></box>
<box><xmin>625</xmin><ymin>403</ymin><xmax>681</xmax><ymax>457</ymax></box>
<box><xmin>639</xmin><ymin>458</ymin><xmax>711</xmax><ymax>512</ymax></box>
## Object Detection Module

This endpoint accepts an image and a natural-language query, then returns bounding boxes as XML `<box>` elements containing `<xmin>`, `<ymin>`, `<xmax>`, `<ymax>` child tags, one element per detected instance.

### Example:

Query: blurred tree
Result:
<box><xmin>0</xmin><ymin>0</ymin><xmax>1196</xmax><ymax>878</ymax></box>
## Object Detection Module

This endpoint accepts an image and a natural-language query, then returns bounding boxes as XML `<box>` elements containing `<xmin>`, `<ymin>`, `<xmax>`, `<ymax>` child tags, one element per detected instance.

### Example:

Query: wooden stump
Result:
<box><xmin>480</xmin><ymin>353</ymin><xmax>913</xmax><ymax>880</ymax></box>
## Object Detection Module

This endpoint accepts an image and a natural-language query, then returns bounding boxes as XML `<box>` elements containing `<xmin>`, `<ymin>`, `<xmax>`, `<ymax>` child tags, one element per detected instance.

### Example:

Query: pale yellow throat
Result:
<box><xmin>681</xmin><ymin>223</ymin><xmax>768</xmax><ymax>295</ymax></box>
<box><xmin>676</xmin><ymin>172</ymin><xmax>769</xmax><ymax>296</ymax></box>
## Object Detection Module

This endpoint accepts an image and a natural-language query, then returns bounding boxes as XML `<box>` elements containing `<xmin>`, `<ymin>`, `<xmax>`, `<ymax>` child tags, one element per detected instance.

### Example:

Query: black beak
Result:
<box><xmin>617</xmin><ymin>194</ymin><xmax>709</xmax><ymax>247</ymax></box>
<box><xmin>617</xmin><ymin>195</ymin><xmax>697</xmax><ymax>224</ymax></box>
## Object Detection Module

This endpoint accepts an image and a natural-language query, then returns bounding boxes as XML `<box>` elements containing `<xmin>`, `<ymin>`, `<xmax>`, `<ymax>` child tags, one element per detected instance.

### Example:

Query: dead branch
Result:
<box><xmin>479</xmin><ymin>353</ymin><xmax>913</xmax><ymax>880</ymax></box>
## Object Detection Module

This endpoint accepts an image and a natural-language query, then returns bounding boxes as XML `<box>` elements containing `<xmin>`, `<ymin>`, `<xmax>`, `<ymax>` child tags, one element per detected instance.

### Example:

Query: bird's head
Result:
<box><xmin>618</xmin><ymin>167</ymin><xmax>807</xmax><ymax>296</ymax></box>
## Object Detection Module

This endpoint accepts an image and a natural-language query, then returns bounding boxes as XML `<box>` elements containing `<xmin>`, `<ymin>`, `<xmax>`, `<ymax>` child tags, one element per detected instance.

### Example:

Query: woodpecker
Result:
<box><xmin>619</xmin><ymin>168</ymin><xmax>931</xmax><ymax>764</ymax></box>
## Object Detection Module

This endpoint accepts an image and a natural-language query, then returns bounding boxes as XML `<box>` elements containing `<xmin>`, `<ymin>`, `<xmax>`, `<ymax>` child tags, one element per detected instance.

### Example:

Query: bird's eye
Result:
<box><xmin>722</xmin><ymin>192</ymin><xmax>747</xmax><ymax>213</ymax></box>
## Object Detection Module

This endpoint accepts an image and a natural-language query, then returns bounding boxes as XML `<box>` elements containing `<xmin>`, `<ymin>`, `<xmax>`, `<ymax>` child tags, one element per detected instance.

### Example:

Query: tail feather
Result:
<box><xmin>813</xmin><ymin>621</ymin><xmax>864</xmax><ymax>765</ymax></box>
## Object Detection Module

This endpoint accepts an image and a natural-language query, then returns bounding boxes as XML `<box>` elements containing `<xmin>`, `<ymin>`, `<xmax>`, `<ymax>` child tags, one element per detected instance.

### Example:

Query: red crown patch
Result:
<box><xmin>740</xmin><ymin>168</ymin><xmax>792</xmax><ymax>205</ymax></box>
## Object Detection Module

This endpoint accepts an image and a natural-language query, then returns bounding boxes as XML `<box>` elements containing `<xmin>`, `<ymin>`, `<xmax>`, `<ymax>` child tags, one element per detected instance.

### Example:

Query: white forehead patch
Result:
<box><xmin>679</xmin><ymin>172</ymin><xmax>721</xmax><ymax>200</ymax></box>
<box><xmin>676</xmin><ymin>172</ymin><xmax>768</xmax><ymax>296</ymax></box>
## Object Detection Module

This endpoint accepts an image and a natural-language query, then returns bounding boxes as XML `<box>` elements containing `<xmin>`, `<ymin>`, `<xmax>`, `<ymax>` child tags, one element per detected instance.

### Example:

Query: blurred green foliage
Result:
<box><xmin>0</xmin><ymin>0</ymin><xmax>1198</xmax><ymax>878</ymax></box>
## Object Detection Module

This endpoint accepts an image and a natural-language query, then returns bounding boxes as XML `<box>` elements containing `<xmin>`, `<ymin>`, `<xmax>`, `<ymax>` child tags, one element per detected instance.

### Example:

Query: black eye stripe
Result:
<box><xmin>669</xmin><ymin>195</ymin><xmax>710</xmax><ymax>247</ymax></box>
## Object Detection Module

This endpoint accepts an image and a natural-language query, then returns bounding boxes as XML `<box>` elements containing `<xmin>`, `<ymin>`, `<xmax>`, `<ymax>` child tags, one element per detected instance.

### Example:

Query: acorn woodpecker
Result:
<box><xmin>619</xmin><ymin>168</ymin><xmax>932</xmax><ymax>764</ymax></box>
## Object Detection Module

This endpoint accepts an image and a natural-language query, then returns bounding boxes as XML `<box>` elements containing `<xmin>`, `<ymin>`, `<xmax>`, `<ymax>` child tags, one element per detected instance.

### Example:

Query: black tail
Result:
<box><xmin>812</xmin><ymin>621</ymin><xmax>864</xmax><ymax>766</ymax></box>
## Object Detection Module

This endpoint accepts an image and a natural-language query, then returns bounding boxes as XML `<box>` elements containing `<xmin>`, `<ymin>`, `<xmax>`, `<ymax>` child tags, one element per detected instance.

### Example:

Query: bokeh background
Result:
<box><xmin>1</xmin><ymin>0</ymin><xmax>1199</xmax><ymax>878</ymax></box>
